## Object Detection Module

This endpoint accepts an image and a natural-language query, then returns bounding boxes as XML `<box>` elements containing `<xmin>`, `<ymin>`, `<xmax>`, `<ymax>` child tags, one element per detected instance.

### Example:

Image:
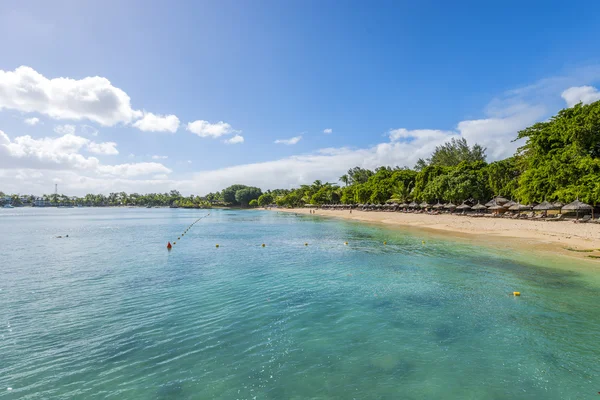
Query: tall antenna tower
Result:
<box><xmin>55</xmin><ymin>183</ymin><xmax>58</xmax><ymax>197</ymax></box>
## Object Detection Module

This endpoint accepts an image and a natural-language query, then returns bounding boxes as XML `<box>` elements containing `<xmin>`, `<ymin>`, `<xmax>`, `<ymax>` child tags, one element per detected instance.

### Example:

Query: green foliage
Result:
<box><xmin>516</xmin><ymin>101</ymin><xmax>600</xmax><ymax>204</ymax></box>
<box><xmin>249</xmin><ymin>199</ymin><xmax>258</xmax><ymax>207</ymax></box>
<box><xmin>257</xmin><ymin>192</ymin><xmax>274</xmax><ymax>207</ymax></box>
<box><xmin>222</xmin><ymin>184</ymin><xmax>248</xmax><ymax>205</ymax></box>
<box><xmin>235</xmin><ymin>187</ymin><xmax>262</xmax><ymax>207</ymax></box>
<box><xmin>416</xmin><ymin>137</ymin><xmax>486</xmax><ymax>169</ymax></box>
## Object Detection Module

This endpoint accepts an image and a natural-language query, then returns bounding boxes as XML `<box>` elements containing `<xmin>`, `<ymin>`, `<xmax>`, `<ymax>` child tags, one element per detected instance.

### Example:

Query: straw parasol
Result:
<box><xmin>508</xmin><ymin>203</ymin><xmax>532</xmax><ymax>211</ymax></box>
<box><xmin>408</xmin><ymin>201</ymin><xmax>418</xmax><ymax>208</ymax></box>
<box><xmin>456</xmin><ymin>202</ymin><xmax>471</xmax><ymax>210</ymax></box>
<box><xmin>485</xmin><ymin>196</ymin><xmax>509</xmax><ymax>207</ymax></box>
<box><xmin>432</xmin><ymin>202</ymin><xmax>445</xmax><ymax>209</ymax></box>
<box><xmin>533</xmin><ymin>201</ymin><xmax>558</xmax><ymax>210</ymax></box>
<box><xmin>419</xmin><ymin>201</ymin><xmax>430</xmax><ymax>208</ymax></box>
<box><xmin>472</xmin><ymin>202</ymin><xmax>487</xmax><ymax>212</ymax></box>
<box><xmin>398</xmin><ymin>202</ymin><xmax>408</xmax><ymax>208</ymax></box>
<box><xmin>444</xmin><ymin>202</ymin><xmax>457</xmax><ymax>209</ymax></box>
<box><xmin>562</xmin><ymin>199</ymin><xmax>592</xmax><ymax>220</ymax></box>
<box><xmin>503</xmin><ymin>200</ymin><xmax>517</xmax><ymax>208</ymax></box>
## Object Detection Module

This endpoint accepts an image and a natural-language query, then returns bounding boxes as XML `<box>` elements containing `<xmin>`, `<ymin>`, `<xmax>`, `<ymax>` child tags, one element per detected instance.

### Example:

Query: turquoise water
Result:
<box><xmin>1</xmin><ymin>208</ymin><xmax>599</xmax><ymax>399</ymax></box>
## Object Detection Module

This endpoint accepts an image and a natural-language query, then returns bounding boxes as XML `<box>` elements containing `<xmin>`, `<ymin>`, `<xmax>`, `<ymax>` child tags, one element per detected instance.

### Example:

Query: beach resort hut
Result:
<box><xmin>419</xmin><ymin>201</ymin><xmax>431</xmax><ymax>209</ymax></box>
<box><xmin>408</xmin><ymin>201</ymin><xmax>419</xmax><ymax>208</ymax></box>
<box><xmin>562</xmin><ymin>199</ymin><xmax>592</xmax><ymax>220</ymax></box>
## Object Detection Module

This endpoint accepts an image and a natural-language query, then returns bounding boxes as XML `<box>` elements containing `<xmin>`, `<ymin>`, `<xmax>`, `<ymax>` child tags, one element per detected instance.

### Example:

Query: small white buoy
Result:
<box><xmin>7</xmin><ymin>387</ymin><xmax>12</xmax><ymax>391</ymax></box>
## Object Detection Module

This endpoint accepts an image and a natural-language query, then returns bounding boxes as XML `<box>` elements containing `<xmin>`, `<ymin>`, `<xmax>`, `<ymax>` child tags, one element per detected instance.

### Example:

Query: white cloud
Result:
<box><xmin>80</xmin><ymin>124</ymin><xmax>99</xmax><ymax>136</ymax></box>
<box><xmin>561</xmin><ymin>86</ymin><xmax>600</xmax><ymax>107</ymax></box>
<box><xmin>186</xmin><ymin>120</ymin><xmax>238</xmax><ymax>138</ymax></box>
<box><xmin>133</xmin><ymin>112</ymin><xmax>180</xmax><ymax>133</ymax></box>
<box><xmin>97</xmin><ymin>162</ymin><xmax>171</xmax><ymax>178</ymax></box>
<box><xmin>152</xmin><ymin>155</ymin><xmax>168</xmax><ymax>160</ymax></box>
<box><xmin>86</xmin><ymin>141</ymin><xmax>118</xmax><ymax>155</ymax></box>
<box><xmin>0</xmin><ymin>131</ymin><xmax>167</xmax><ymax>178</ymax></box>
<box><xmin>224</xmin><ymin>134</ymin><xmax>244</xmax><ymax>144</ymax></box>
<box><xmin>54</xmin><ymin>124</ymin><xmax>76</xmax><ymax>135</ymax></box>
<box><xmin>0</xmin><ymin>66</ymin><xmax>142</xmax><ymax>126</ymax></box>
<box><xmin>323</xmin><ymin>128</ymin><xmax>332</xmax><ymax>134</ymax></box>
<box><xmin>24</xmin><ymin>117</ymin><xmax>40</xmax><ymax>126</ymax></box>
<box><xmin>275</xmin><ymin>135</ymin><xmax>302</xmax><ymax>145</ymax></box>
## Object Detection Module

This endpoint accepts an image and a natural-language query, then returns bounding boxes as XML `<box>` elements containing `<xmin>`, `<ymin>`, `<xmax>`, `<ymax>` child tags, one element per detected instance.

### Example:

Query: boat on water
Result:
<box><xmin>3</xmin><ymin>204</ymin><xmax>14</xmax><ymax>208</ymax></box>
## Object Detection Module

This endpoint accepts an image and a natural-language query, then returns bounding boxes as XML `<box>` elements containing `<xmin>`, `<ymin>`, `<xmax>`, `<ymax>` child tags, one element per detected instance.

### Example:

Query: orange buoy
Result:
<box><xmin>167</xmin><ymin>242</ymin><xmax>172</xmax><ymax>250</ymax></box>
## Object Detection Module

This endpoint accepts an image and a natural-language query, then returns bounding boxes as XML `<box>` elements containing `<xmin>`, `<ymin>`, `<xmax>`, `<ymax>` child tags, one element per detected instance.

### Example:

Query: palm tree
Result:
<box><xmin>339</xmin><ymin>174</ymin><xmax>349</xmax><ymax>187</ymax></box>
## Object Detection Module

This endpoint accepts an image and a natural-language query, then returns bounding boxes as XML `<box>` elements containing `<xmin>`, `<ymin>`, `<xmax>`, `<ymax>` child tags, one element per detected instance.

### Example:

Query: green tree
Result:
<box><xmin>249</xmin><ymin>199</ymin><xmax>258</xmax><ymax>207</ymax></box>
<box><xmin>416</xmin><ymin>138</ymin><xmax>486</xmax><ymax>169</ymax></box>
<box><xmin>258</xmin><ymin>192</ymin><xmax>274</xmax><ymax>206</ymax></box>
<box><xmin>235</xmin><ymin>187</ymin><xmax>262</xmax><ymax>207</ymax></box>
<box><xmin>222</xmin><ymin>184</ymin><xmax>248</xmax><ymax>205</ymax></box>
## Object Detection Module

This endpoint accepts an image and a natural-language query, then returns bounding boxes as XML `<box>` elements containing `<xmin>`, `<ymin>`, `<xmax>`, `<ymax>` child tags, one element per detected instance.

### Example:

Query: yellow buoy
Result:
<box><xmin>262</xmin><ymin>243</ymin><xmax>266</xmax><ymax>247</ymax></box>
<box><xmin>173</xmin><ymin>241</ymin><xmax>176</xmax><ymax>244</ymax></box>
<box><xmin>305</xmin><ymin>243</ymin><xmax>308</xmax><ymax>246</ymax></box>
<box><xmin>216</xmin><ymin>244</ymin><xmax>219</xmax><ymax>248</ymax></box>
<box><xmin>422</xmin><ymin>240</ymin><xmax>425</xmax><ymax>244</ymax></box>
<box><xmin>513</xmin><ymin>291</ymin><xmax>521</xmax><ymax>296</ymax></box>
<box><xmin>344</xmin><ymin>242</ymin><xmax>348</xmax><ymax>245</ymax></box>
<box><xmin>383</xmin><ymin>241</ymin><xmax>387</xmax><ymax>245</ymax></box>
<box><xmin>178</xmin><ymin>237</ymin><xmax>180</xmax><ymax>240</ymax></box>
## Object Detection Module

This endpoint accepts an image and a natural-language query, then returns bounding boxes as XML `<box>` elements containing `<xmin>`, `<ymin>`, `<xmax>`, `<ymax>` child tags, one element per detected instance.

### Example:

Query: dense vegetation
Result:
<box><xmin>2</xmin><ymin>101</ymin><xmax>600</xmax><ymax>208</ymax></box>
<box><xmin>275</xmin><ymin>101</ymin><xmax>600</xmax><ymax>207</ymax></box>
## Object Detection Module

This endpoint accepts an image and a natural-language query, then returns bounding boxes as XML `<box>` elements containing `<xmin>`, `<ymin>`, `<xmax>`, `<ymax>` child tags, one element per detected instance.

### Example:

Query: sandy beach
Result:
<box><xmin>273</xmin><ymin>208</ymin><xmax>600</xmax><ymax>262</ymax></box>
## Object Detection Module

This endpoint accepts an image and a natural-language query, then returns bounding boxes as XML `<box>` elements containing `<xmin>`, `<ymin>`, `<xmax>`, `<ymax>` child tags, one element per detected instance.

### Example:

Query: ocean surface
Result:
<box><xmin>1</xmin><ymin>208</ymin><xmax>599</xmax><ymax>399</ymax></box>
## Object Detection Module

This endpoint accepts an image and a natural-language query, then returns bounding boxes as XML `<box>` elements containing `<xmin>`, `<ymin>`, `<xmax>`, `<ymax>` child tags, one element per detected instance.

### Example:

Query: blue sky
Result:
<box><xmin>1</xmin><ymin>0</ymin><xmax>600</xmax><ymax>195</ymax></box>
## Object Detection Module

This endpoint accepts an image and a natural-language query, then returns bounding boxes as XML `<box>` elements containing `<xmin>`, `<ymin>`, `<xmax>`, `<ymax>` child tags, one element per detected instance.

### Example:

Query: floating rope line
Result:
<box><xmin>167</xmin><ymin>213</ymin><xmax>210</xmax><ymax>250</ymax></box>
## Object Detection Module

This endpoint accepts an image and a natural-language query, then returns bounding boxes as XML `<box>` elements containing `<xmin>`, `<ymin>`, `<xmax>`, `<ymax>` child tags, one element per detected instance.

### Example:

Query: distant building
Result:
<box><xmin>34</xmin><ymin>197</ymin><xmax>51</xmax><ymax>207</ymax></box>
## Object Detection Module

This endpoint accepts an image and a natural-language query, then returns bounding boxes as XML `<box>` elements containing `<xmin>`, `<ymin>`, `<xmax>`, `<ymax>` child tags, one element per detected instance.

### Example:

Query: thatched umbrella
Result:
<box><xmin>533</xmin><ymin>201</ymin><xmax>556</xmax><ymax>211</ymax></box>
<box><xmin>456</xmin><ymin>202</ymin><xmax>471</xmax><ymax>210</ymax></box>
<box><xmin>503</xmin><ymin>200</ymin><xmax>517</xmax><ymax>208</ymax></box>
<box><xmin>432</xmin><ymin>202</ymin><xmax>445</xmax><ymax>209</ymax></box>
<box><xmin>508</xmin><ymin>203</ymin><xmax>532</xmax><ymax>211</ymax></box>
<box><xmin>508</xmin><ymin>202</ymin><xmax>532</xmax><ymax>217</ymax></box>
<box><xmin>408</xmin><ymin>201</ymin><xmax>418</xmax><ymax>208</ymax></box>
<box><xmin>398</xmin><ymin>202</ymin><xmax>408</xmax><ymax>208</ymax></box>
<box><xmin>444</xmin><ymin>202</ymin><xmax>457</xmax><ymax>209</ymax></box>
<box><xmin>553</xmin><ymin>201</ymin><xmax>564</xmax><ymax>208</ymax></box>
<box><xmin>485</xmin><ymin>196</ymin><xmax>509</xmax><ymax>207</ymax></box>
<box><xmin>562</xmin><ymin>199</ymin><xmax>592</xmax><ymax>220</ymax></box>
<box><xmin>472</xmin><ymin>202</ymin><xmax>487</xmax><ymax>213</ymax></box>
<box><xmin>419</xmin><ymin>201</ymin><xmax>431</xmax><ymax>209</ymax></box>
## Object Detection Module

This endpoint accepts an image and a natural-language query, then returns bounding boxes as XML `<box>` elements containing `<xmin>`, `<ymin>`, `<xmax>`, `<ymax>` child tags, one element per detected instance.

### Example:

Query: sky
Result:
<box><xmin>2</xmin><ymin>0</ymin><xmax>600</xmax><ymax>196</ymax></box>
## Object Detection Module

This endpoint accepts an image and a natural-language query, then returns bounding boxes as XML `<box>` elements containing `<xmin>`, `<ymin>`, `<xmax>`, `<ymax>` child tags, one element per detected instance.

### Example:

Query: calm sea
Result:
<box><xmin>1</xmin><ymin>208</ymin><xmax>599</xmax><ymax>399</ymax></box>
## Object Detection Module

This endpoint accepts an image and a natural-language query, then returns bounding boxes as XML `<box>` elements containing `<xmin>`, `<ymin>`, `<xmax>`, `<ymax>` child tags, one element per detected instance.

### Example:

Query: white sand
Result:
<box><xmin>272</xmin><ymin>208</ymin><xmax>600</xmax><ymax>262</ymax></box>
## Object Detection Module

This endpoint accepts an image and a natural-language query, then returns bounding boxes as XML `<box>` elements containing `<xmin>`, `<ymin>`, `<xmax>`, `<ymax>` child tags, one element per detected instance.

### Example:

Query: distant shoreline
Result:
<box><xmin>271</xmin><ymin>208</ymin><xmax>600</xmax><ymax>263</ymax></box>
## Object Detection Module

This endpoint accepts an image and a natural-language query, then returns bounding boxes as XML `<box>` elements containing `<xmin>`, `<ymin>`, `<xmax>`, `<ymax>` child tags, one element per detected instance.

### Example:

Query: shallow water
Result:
<box><xmin>1</xmin><ymin>208</ymin><xmax>599</xmax><ymax>399</ymax></box>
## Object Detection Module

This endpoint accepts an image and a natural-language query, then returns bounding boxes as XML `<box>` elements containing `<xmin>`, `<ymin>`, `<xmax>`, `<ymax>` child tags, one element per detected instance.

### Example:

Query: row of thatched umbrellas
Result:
<box><xmin>318</xmin><ymin>196</ymin><xmax>594</xmax><ymax>217</ymax></box>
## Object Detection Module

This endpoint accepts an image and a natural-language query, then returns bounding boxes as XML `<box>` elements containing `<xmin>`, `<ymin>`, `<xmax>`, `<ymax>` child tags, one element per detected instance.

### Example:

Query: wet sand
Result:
<box><xmin>272</xmin><ymin>208</ymin><xmax>600</xmax><ymax>264</ymax></box>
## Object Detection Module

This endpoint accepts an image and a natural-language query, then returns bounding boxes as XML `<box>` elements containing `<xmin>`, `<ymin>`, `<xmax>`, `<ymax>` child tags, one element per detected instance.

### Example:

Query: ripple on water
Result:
<box><xmin>1</xmin><ymin>208</ymin><xmax>600</xmax><ymax>399</ymax></box>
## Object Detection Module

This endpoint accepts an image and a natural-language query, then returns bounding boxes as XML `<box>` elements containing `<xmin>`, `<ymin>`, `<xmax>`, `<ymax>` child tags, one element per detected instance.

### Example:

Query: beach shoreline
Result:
<box><xmin>271</xmin><ymin>208</ymin><xmax>600</xmax><ymax>264</ymax></box>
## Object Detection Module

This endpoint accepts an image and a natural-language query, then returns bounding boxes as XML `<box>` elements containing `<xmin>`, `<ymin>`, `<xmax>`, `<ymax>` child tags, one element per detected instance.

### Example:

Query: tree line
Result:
<box><xmin>3</xmin><ymin>100</ymin><xmax>600</xmax><ymax>208</ymax></box>
<box><xmin>274</xmin><ymin>100</ymin><xmax>600</xmax><ymax>207</ymax></box>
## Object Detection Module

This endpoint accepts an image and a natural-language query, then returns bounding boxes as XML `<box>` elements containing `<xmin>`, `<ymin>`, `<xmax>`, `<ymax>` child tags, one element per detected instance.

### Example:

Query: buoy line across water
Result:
<box><xmin>167</xmin><ymin>213</ymin><xmax>210</xmax><ymax>250</ymax></box>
